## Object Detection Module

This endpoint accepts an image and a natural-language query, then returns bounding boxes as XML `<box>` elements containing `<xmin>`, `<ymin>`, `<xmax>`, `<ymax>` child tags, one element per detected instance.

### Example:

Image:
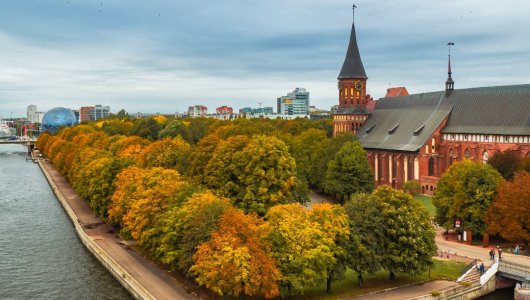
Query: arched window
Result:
<box><xmin>408</xmin><ymin>156</ymin><xmax>414</xmax><ymax>181</ymax></box>
<box><xmin>482</xmin><ymin>151</ymin><xmax>489</xmax><ymax>164</ymax></box>
<box><xmin>449</xmin><ymin>149</ymin><xmax>454</xmax><ymax>166</ymax></box>
<box><xmin>465</xmin><ymin>149</ymin><xmax>471</xmax><ymax>159</ymax></box>
<box><xmin>414</xmin><ymin>157</ymin><xmax>419</xmax><ymax>180</ymax></box>
<box><xmin>428</xmin><ymin>157</ymin><xmax>435</xmax><ymax>176</ymax></box>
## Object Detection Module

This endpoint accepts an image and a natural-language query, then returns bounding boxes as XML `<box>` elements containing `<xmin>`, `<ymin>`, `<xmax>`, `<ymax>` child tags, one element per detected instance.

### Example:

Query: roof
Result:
<box><xmin>357</xmin><ymin>92</ymin><xmax>452</xmax><ymax>151</ymax></box>
<box><xmin>441</xmin><ymin>84</ymin><xmax>530</xmax><ymax>135</ymax></box>
<box><xmin>357</xmin><ymin>84</ymin><xmax>530</xmax><ymax>151</ymax></box>
<box><xmin>385</xmin><ymin>87</ymin><xmax>409</xmax><ymax>97</ymax></box>
<box><xmin>338</xmin><ymin>22</ymin><xmax>367</xmax><ymax>80</ymax></box>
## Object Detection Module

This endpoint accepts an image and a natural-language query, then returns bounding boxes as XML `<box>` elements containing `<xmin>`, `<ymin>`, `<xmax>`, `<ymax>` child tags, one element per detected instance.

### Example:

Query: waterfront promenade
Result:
<box><xmin>39</xmin><ymin>159</ymin><xmax>199</xmax><ymax>300</ymax></box>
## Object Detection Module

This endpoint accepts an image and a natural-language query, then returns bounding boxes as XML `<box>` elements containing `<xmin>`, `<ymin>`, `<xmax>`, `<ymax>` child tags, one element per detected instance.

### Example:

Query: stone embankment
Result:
<box><xmin>38</xmin><ymin>158</ymin><xmax>198</xmax><ymax>300</ymax></box>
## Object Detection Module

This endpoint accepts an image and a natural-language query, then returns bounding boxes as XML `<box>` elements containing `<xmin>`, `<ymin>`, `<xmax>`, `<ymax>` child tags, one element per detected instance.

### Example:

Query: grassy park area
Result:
<box><xmin>298</xmin><ymin>259</ymin><xmax>466</xmax><ymax>300</ymax></box>
<box><xmin>415</xmin><ymin>195</ymin><xmax>436</xmax><ymax>217</ymax></box>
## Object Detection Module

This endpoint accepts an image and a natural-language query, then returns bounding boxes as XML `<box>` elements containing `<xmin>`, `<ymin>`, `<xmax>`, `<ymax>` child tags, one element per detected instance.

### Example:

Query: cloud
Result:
<box><xmin>1</xmin><ymin>0</ymin><xmax>530</xmax><ymax>116</ymax></box>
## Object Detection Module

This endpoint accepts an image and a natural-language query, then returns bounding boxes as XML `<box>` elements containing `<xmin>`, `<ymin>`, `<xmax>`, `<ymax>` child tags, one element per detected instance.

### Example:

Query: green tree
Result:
<box><xmin>433</xmin><ymin>159</ymin><xmax>502</xmax><ymax>234</ymax></box>
<box><xmin>372</xmin><ymin>186</ymin><xmax>436</xmax><ymax>280</ymax></box>
<box><xmin>158</xmin><ymin>119</ymin><xmax>191</xmax><ymax>141</ymax></box>
<box><xmin>116</xmin><ymin>109</ymin><xmax>128</xmax><ymax>118</ymax></box>
<box><xmin>266</xmin><ymin>204</ymin><xmax>335</xmax><ymax>297</ymax></box>
<box><xmin>324</xmin><ymin>141</ymin><xmax>373</xmax><ymax>202</ymax></box>
<box><xmin>344</xmin><ymin>193</ymin><xmax>384</xmax><ymax>286</ymax></box>
<box><xmin>130</xmin><ymin>117</ymin><xmax>160</xmax><ymax>140</ymax></box>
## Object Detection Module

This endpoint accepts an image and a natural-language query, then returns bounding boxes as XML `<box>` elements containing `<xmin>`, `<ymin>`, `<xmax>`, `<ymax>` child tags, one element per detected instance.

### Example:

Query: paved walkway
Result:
<box><xmin>350</xmin><ymin>280</ymin><xmax>459</xmax><ymax>300</ymax></box>
<box><xmin>40</xmin><ymin>159</ymin><xmax>199</xmax><ymax>300</ymax></box>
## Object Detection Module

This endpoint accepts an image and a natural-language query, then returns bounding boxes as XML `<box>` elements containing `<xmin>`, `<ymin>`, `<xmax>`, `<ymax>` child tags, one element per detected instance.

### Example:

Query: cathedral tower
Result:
<box><xmin>333</xmin><ymin>4</ymin><xmax>374</xmax><ymax>137</ymax></box>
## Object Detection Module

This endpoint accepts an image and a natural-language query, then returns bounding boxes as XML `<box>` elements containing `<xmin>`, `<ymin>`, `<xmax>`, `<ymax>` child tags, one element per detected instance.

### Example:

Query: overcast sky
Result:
<box><xmin>1</xmin><ymin>0</ymin><xmax>529</xmax><ymax>117</ymax></box>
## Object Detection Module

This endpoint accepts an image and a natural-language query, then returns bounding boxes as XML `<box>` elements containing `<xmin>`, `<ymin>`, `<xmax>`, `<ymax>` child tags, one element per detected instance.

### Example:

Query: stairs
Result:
<box><xmin>459</xmin><ymin>264</ymin><xmax>485</xmax><ymax>285</ymax></box>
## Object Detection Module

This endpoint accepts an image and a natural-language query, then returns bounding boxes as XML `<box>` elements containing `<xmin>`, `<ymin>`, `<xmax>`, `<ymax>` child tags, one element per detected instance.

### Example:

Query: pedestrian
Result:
<box><xmin>479</xmin><ymin>263</ymin><xmax>485</xmax><ymax>275</ymax></box>
<box><xmin>498</xmin><ymin>248</ymin><xmax>502</xmax><ymax>261</ymax></box>
<box><xmin>489</xmin><ymin>249</ymin><xmax>494</xmax><ymax>261</ymax></box>
<box><xmin>515</xmin><ymin>244</ymin><xmax>520</xmax><ymax>255</ymax></box>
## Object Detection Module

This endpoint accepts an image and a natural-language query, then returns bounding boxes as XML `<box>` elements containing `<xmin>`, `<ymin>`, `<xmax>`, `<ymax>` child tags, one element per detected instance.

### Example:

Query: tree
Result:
<box><xmin>116</xmin><ymin>109</ymin><xmax>128</xmax><ymax>118</ymax></box>
<box><xmin>137</xmin><ymin>137</ymin><xmax>190</xmax><ymax>171</ymax></box>
<box><xmin>433</xmin><ymin>160</ymin><xmax>502</xmax><ymax>234</ymax></box>
<box><xmin>324</xmin><ymin>141</ymin><xmax>373</xmax><ymax>202</ymax></box>
<box><xmin>102</xmin><ymin>119</ymin><xmax>132</xmax><ymax>136</ymax></box>
<box><xmin>488</xmin><ymin>150</ymin><xmax>520</xmax><ymax>180</ymax></box>
<box><xmin>486</xmin><ymin>171</ymin><xmax>530</xmax><ymax>253</ymax></box>
<box><xmin>344</xmin><ymin>193</ymin><xmax>385</xmax><ymax>287</ymax></box>
<box><xmin>158</xmin><ymin>119</ymin><xmax>191</xmax><ymax>141</ymax></box>
<box><xmin>309</xmin><ymin>203</ymin><xmax>350</xmax><ymax>294</ymax></box>
<box><xmin>130</xmin><ymin>117</ymin><xmax>160</xmax><ymax>140</ymax></box>
<box><xmin>157</xmin><ymin>191</ymin><xmax>233</xmax><ymax>273</ymax></box>
<box><xmin>191</xmin><ymin>209</ymin><xmax>281</xmax><ymax>299</ymax></box>
<box><xmin>266</xmin><ymin>204</ymin><xmax>335</xmax><ymax>297</ymax></box>
<box><xmin>372</xmin><ymin>186</ymin><xmax>436</xmax><ymax>280</ymax></box>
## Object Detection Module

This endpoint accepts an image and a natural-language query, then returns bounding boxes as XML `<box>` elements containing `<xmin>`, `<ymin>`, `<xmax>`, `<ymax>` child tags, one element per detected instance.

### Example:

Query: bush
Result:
<box><xmin>403</xmin><ymin>180</ymin><xmax>421</xmax><ymax>195</ymax></box>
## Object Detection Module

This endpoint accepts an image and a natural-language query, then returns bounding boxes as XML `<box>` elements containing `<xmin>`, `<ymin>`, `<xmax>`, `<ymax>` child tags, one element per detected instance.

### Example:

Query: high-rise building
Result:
<box><xmin>188</xmin><ymin>105</ymin><xmax>208</xmax><ymax>117</ymax></box>
<box><xmin>239</xmin><ymin>107</ymin><xmax>252</xmax><ymax>114</ymax></box>
<box><xmin>80</xmin><ymin>106</ymin><xmax>94</xmax><ymax>122</ymax></box>
<box><xmin>26</xmin><ymin>105</ymin><xmax>37</xmax><ymax>123</ymax></box>
<box><xmin>277</xmin><ymin>88</ymin><xmax>310</xmax><ymax>116</ymax></box>
<box><xmin>91</xmin><ymin>105</ymin><xmax>110</xmax><ymax>120</ymax></box>
<box><xmin>252</xmin><ymin>107</ymin><xmax>274</xmax><ymax>115</ymax></box>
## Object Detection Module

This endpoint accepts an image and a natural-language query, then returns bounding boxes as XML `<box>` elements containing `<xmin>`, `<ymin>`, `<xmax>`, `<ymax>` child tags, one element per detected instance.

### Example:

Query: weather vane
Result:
<box><xmin>353</xmin><ymin>3</ymin><xmax>357</xmax><ymax>21</ymax></box>
<box><xmin>447</xmin><ymin>42</ymin><xmax>455</xmax><ymax>56</ymax></box>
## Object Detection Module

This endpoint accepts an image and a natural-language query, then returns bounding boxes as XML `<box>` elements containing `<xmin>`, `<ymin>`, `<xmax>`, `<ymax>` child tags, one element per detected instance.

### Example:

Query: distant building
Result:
<box><xmin>80</xmin><ymin>105</ymin><xmax>110</xmax><ymax>122</ymax></box>
<box><xmin>239</xmin><ymin>107</ymin><xmax>252</xmax><ymax>114</ymax></box>
<box><xmin>252</xmin><ymin>107</ymin><xmax>274</xmax><ymax>115</ymax></box>
<box><xmin>277</xmin><ymin>88</ymin><xmax>310</xmax><ymax>116</ymax></box>
<box><xmin>385</xmin><ymin>87</ymin><xmax>409</xmax><ymax>97</ymax></box>
<box><xmin>26</xmin><ymin>104</ymin><xmax>45</xmax><ymax>123</ymax></box>
<box><xmin>91</xmin><ymin>105</ymin><xmax>110</xmax><ymax>120</ymax></box>
<box><xmin>72</xmin><ymin>109</ymin><xmax>80</xmax><ymax>124</ymax></box>
<box><xmin>188</xmin><ymin>105</ymin><xmax>208</xmax><ymax>117</ymax></box>
<box><xmin>80</xmin><ymin>106</ymin><xmax>94</xmax><ymax>122</ymax></box>
<box><xmin>216</xmin><ymin>106</ymin><xmax>233</xmax><ymax>114</ymax></box>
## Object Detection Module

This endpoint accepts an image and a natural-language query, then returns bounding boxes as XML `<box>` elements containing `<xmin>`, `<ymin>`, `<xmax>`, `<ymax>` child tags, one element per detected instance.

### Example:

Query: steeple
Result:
<box><xmin>338</xmin><ymin>4</ymin><xmax>367</xmax><ymax>79</ymax></box>
<box><xmin>446</xmin><ymin>42</ymin><xmax>454</xmax><ymax>91</ymax></box>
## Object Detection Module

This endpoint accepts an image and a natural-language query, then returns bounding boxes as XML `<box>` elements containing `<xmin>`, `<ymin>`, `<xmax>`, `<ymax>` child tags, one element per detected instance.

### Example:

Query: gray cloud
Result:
<box><xmin>1</xmin><ymin>0</ymin><xmax>529</xmax><ymax>116</ymax></box>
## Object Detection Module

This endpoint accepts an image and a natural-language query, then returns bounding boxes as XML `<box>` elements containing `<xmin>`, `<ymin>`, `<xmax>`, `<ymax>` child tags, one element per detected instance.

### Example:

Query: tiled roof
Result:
<box><xmin>357</xmin><ymin>84</ymin><xmax>530</xmax><ymax>151</ymax></box>
<box><xmin>385</xmin><ymin>87</ymin><xmax>409</xmax><ymax>97</ymax></box>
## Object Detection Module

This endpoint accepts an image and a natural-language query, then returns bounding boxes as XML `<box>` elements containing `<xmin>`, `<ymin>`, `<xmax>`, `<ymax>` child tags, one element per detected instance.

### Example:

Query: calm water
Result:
<box><xmin>477</xmin><ymin>287</ymin><xmax>514</xmax><ymax>299</ymax></box>
<box><xmin>0</xmin><ymin>145</ymin><xmax>131</xmax><ymax>299</ymax></box>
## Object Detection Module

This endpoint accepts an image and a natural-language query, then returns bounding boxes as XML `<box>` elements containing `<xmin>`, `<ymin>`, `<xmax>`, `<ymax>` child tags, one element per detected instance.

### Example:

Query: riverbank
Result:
<box><xmin>37</xmin><ymin>157</ymin><xmax>198</xmax><ymax>300</ymax></box>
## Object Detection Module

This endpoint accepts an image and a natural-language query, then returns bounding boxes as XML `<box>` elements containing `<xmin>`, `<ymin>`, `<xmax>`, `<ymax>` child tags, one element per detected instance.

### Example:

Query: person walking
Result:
<box><xmin>498</xmin><ymin>248</ymin><xmax>503</xmax><ymax>261</ymax></box>
<box><xmin>515</xmin><ymin>244</ymin><xmax>520</xmax><ymax>255</ymax></box>
<box><xmin>479</xmin><ymin>263</ymin><xmax>485</xmax><ymax>275</ymax></box>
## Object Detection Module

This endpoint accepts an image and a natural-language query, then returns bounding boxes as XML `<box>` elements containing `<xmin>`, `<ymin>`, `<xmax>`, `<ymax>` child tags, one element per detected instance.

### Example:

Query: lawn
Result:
<box><xmin>414</xmin><ymin>194</ymin><xmax>436</xmax><ymax>217</ymax></box>
<box><xmin>297</xmin><ymin>259</ymin><xmax>466</xmax><ymax>300</ymax></box>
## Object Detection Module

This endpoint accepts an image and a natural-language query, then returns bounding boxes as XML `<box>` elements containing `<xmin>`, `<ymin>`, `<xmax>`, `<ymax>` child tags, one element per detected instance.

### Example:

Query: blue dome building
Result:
<box><xmin>41</xmin><ymin>107</ymin><xmax>77</xmax><ymax>133</ymax></box>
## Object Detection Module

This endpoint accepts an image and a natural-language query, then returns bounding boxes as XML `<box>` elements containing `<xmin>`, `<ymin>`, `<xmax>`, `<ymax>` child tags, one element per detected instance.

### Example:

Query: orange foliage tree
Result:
<box><xmin>191</xmin><ymin>209</ymin><xmax>281</xmax><ymax>299</ymax></box>
<box><xmin>486</xmin><ymin>171</ymin><xmax>530</xmax><ymax>251</ymax></box>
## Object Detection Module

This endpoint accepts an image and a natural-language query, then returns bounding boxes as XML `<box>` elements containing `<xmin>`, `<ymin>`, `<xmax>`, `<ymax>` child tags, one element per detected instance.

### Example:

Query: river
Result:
<box><xmin>0</xmin><ymin>144</ymin><xmax>131</xmax><ymax>299</ymax></box>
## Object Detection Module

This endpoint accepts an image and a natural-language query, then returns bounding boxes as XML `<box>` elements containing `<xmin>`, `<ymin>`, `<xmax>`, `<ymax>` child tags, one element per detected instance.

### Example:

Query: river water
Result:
<box><xmin>0</xmin><ymin>145</ymin><xmax>131</xmax><ymax>299</ymax></box>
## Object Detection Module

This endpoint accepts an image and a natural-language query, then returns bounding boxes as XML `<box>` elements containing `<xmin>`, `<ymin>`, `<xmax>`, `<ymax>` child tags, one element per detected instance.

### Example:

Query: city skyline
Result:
<box><xmin>1</xmin><ymin>0</ymin><xmax>530</xmax><ymax>117</ymax></box>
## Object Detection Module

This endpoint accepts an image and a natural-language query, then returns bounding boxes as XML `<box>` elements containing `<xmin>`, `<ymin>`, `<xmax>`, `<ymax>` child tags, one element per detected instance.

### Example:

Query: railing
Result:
<box><xmin>499</xmin><ymin>260</ymin><xmax>530</xmax><ymax>279</ymax></box>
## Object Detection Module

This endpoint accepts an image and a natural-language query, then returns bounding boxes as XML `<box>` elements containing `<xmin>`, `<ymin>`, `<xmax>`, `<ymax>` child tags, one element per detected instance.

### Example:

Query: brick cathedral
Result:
<box><xmin>333</xmin><ymin>7</ymin><xmax>530</xmax><ymax>195</ymax></box>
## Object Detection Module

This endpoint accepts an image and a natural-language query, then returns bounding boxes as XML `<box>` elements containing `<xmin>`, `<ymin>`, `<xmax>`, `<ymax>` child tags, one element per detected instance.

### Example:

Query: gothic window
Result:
<box><xmin>465</xmin><ymin>149</ymin><xmax>471</xmax><ymax>159</ymax></box>
<box><xmin>482</xmin><ymin>151</ymin><xmax>489</xmax><ymax>164</ymax></box>
<box><xmin>408</xmin><ymin>156</ymin><xmax>414</xmax><ymax>181</ymax></box>
<box><xmin>414</xmin><ymin>157</ymin><xmax>419</xmax><ymax>180</ymax></box>
<box><xmin>449</xmin><ymin>149</ymin><xmax>454</xmax><ymax>166</ymax></box>
<box><xmin>428</xmin><ymin>157</ymin><xmax>435</xmax><ymax>176</ymax></box>
<box><xmin>431</xmin><ymin>138</ymin><xmax>436</xmax><ymax>151</ymax></box>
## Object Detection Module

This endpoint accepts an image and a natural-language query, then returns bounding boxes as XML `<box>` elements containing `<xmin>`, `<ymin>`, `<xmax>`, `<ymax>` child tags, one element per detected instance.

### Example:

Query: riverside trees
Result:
<box><xmin>38</xmin><ymin>117</ymin><xmax>433</xmax><ymax>298</ymax></box>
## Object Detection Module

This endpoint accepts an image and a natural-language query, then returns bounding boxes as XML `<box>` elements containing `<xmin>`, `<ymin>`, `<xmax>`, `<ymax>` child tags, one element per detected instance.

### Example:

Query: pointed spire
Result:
<box><xmin>446</xmin><ymin>42</ymin><xmax>454</xmax><ymax>91</ymax></box>
<box><xmin>338</xmin><ymin>4</ymin><xmax>367</xmax><ymax>80</ymax></box>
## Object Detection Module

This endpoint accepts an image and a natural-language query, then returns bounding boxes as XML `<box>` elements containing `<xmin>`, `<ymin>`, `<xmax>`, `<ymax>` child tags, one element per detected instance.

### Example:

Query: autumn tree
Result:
<box><xmin>372</xmin><ymin>186</ymin><xmax>436</xmax><ymax>280</ymax></box>
<box><xmin>433</xmin><ymin>160</ymin><xmax>502</xmax><ymax>234</ymax></box>
<box><xmin>157</xmin><ymin>191</ymin><xmax>233</xmax><ymax>273</ymax></box>
<box><xmin>101</xmin><ymin>119</ymin><xmax>132</xmax><ymax>136</ymax></box>
<box><xmin>486</xmin><ymin>171</ymin><xmax>530</xmax><ymax>253</ymax></box>
<box><xmin>185</xmin><ymin>133</ymin><xmax>222</xmax><ymax>181</ymax></box>
<box><xmin>344</xmin><ymin>193</ymin><xmax>385</xmax><ymax>287</ymax></box>
<box><xmin>324</xmin><ymin>141</ymin><xmax>373</xmax><ymax>201</ymax></box>
<box><xmin>310</xmin><ymin>203</ymin><xmax>350</xmax><ymax>294</ymax></box>
<box><xmin>488</xmin><ymin>150</ymin><xmax>520</xmax><ymax>180</ymax></box>
<box><xmin>191</xmin><ymin>209</ymin><xmax>281</xmax><ymax>299</ymax></box>
<box><xmin>137</xmin><ymin>137</ymin><xmax>190</xmax><ymax>171</ymax></box>
<box><xmin>266</xmin><ymin>204</ymin><xmax>335</xmax><ymax>297</ymax></box>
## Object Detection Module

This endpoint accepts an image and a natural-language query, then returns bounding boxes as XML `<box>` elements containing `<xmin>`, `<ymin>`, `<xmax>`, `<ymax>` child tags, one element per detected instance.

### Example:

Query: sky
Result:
<box><xmin>1</xmin><ymin>0</ymin><xmax>530</xmax><ymax>117</ymax></box>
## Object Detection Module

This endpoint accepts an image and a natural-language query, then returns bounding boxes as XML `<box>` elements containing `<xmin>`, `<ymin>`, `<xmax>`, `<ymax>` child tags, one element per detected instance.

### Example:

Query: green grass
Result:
<box><xmin>296</xmin><ymin>259</ymin><xmax>466</xmax><ymax>300</ymax></box>
<box><xmin>415</xmin><ymin>195</ymin><xmax>436</xmax><ymax>217</ymax></box>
